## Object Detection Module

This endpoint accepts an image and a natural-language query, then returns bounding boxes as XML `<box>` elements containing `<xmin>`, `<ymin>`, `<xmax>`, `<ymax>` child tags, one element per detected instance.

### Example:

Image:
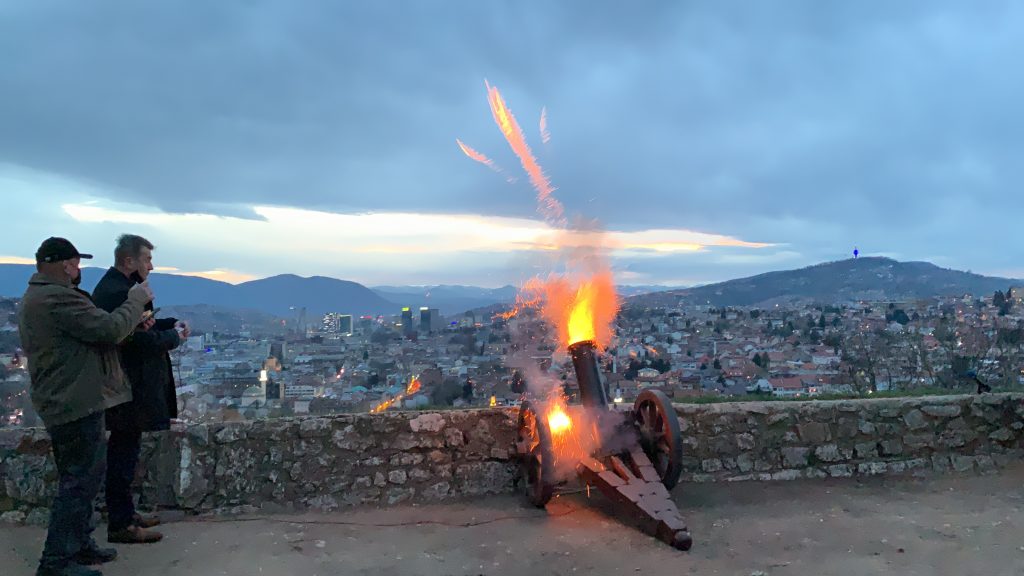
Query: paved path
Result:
<box><xmin>4</xmin><ymin>465</ymin><xmax>1023</xmax><ymax>575</ymax></box>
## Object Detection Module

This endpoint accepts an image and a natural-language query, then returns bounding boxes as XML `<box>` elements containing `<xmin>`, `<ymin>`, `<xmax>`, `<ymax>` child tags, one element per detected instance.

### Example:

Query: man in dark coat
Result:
<box><xmin>91</xmin><ymin>235</ymin><xmax>189</xmax><ymax>544</ymax></box>
<box><xmin>19</xmin><ymin>237</ymin><xmax>153</xmax><ymax>576</ymax></box>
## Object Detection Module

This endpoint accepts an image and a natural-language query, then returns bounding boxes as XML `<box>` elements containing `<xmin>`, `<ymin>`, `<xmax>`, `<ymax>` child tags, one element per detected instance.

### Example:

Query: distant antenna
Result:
<box><xmin>853</xmin><ymin>247</ymin><xmax>859</xmax><ymax>259</ymax></box>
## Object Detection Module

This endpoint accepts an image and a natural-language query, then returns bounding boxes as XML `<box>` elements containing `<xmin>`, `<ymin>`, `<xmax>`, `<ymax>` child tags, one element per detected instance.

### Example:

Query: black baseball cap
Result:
<box><xmin>35</xmin><ymin>237</ymin><xmax>93</xmax><ymax>264</ymax></box>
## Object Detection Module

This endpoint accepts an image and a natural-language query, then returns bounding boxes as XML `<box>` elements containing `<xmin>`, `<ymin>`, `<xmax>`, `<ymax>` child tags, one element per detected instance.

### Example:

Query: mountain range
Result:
<box><xmin>628</xmin><ymin>257</ymin><xmax>1023</xmax><ymax>308</ymax></box>
<box><xmin>0</xmin><ymin>266</ymin><xmax>512</xmax><ymax>317</ymax></box>
<box><xmin>3</xmin><ymin>257</ymin><xmax>1021</xmax><ymax>318</ymax></box>
<box><xmin>0</xmin><ymin>265</ymin><xmax>397</xmax><ymax>316</ymax></box>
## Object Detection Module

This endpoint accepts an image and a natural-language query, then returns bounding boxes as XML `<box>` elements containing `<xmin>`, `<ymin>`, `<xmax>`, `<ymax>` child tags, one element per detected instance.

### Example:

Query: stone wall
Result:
<box><xmin>675</xmin><ymin>393</ymin><xmax>1024</xmax><ymax>481</ymax></box>
<box><xmin>1</xmin><ymin>394</ymin><xmax>1022</xmax><ymax>525</ymax></box>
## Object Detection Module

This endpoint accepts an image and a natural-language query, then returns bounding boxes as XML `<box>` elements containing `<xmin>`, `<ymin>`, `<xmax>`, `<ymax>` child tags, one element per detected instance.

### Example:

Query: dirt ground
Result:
<box><xmin>3</xmin><ymin>464</ymin><xmax>1023</xmax><ymax>576</ymax></box>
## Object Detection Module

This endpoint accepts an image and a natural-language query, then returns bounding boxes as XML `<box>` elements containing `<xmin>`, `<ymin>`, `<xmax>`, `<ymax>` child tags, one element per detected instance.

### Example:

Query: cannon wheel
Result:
<box><xmin>633</xmin><ymin>389</ymin><xmax>684</xmax><ymax>490</ymax></box>
<box><xmin>516</xmin><ymin>401</ymin><xmax>555</xmax><ymax>507</ymax></box>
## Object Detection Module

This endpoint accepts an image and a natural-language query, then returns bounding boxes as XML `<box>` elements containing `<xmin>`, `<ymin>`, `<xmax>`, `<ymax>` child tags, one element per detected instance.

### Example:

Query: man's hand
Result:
<box><xmin>129</xmin><ymin>280</ymin><xmax>154</xmax><ymax>303</ymax></box>
<box><xmin>139</xmin><ymin>317</ymin><xmax>156</xmax><ymax>331</ymax></box>
<box><xmin>175</xmin><ymin>320</ymin><xmax>191</xmax><ymax>339</ymax></box>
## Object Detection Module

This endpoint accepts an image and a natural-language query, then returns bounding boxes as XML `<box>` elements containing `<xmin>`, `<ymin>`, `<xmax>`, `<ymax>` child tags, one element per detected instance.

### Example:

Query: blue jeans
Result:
<box><xmin>39</xmin><ymin>411</ymin><xmax>106</xmax><ymax>570</ymax></box>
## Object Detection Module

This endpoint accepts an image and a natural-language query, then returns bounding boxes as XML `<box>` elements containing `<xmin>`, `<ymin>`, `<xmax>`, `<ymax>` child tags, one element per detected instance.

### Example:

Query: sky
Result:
<box><xmin>2</xmin><ymin>1</ymin><xmax>1024</xmax><ymax>287</ymax></box>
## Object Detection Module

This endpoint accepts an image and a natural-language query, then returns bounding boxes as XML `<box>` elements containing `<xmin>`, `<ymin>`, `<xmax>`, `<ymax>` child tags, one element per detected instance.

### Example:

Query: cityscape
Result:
<box><xmin>2</xmin><ymin>279</ymin><xmax>1021</xmax><ymax>429</ymax></box>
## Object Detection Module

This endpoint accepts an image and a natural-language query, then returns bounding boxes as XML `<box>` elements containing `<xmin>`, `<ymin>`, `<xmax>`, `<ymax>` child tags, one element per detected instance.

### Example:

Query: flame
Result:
<box><xmin>489</xmin><ymin>395</ymin><xmax>497</xmax><ymax>407</ymax></box>
<box><xmin>505</xmin><ymin>271</ymin><xmax>618</xmax><ymax>350</ymax></box>
<box><xmin>371</xmin><ymin>375</ymin><xmax>421</xmax><ymax>413</ymax></box>
<box><xmin>567</xmin><ymin>285</ymin><xmax>597</xmax><ymax>346</ymax></box>
<box><xmin>547</xmin><ymin>403</ymin><xmax>572</xmax><ymax>435</ymax></box>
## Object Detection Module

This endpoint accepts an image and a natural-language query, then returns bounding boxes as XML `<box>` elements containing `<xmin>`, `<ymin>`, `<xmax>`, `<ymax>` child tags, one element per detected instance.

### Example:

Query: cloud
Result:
<box><xmin>2</xmin><ymin>2</ymin><xmax>1024</xmax><ymax>283</ymax></box>
<box><xmin>58</xmin><ymin>198</ymin><xmax>770</xmax><ymax>285</ymax></box>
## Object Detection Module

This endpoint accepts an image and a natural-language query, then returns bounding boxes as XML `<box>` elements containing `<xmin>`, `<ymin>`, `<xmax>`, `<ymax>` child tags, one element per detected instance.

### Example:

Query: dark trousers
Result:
<box><xmin>105</xmin><ymin>426</ymin><xmax>142</xmax><ymax>532</ymax></box>
<box><xmin>39</xmin><ymin>411</ymin><xmax>106</xmax><ymax>570</ymax></box>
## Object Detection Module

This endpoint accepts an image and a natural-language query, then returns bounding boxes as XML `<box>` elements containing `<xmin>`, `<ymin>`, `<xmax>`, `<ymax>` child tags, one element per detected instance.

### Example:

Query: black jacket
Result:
<box><xmin>92</xmin><ymin>267</ymin><xmax>181</xmax><ymax>432</ymax></box>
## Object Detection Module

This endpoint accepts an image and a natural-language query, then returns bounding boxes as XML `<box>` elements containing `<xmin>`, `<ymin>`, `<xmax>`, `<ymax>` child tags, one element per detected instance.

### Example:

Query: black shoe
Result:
<box><xmin>73</xmin><ymin>544</ymin><xmax>118</xmax><ymax>564</ymax></box>
<box><xmin>36</xmin><ymin>563</ymin><xmax>103</xmax><ymax>576</ymax></box>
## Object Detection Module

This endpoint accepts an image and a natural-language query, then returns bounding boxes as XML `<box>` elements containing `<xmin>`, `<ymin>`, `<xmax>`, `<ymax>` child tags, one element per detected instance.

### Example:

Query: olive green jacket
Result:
<box><xmin>18</xmin><ymin>273</ymin><xmax>148</xmax><ymax>427</ymax></box>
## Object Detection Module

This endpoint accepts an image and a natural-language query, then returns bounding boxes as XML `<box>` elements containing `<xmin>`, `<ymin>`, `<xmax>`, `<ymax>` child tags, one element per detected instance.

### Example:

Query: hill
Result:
<box><xmin>629</xmin><ymin>257</ymin><xmax>1024</xmax><ymax>308</ymax></box>
<box><xmin>0</xmin><ymin>265</ymin><xmax>399</xmax><ymax>316</ymax></box>
<box><xmin>371</xmin><ymin>285</ymin><xmax>517</xmax><ymax>316</ymax></box>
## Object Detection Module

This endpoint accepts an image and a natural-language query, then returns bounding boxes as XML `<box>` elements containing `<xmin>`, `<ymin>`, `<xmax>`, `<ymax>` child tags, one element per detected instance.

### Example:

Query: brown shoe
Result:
<box><xmin>133</xmin><ymin>513</ymin><xmax>161</xmax><ymax>528</ymax></box>
<box><xmin>108</xmin><ymin>525</ymin><xmax>163</xmax><ymax>544</ymax></box>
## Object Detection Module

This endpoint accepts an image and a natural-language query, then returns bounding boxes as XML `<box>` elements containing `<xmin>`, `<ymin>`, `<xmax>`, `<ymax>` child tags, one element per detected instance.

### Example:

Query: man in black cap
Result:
<box><xmin>18</xmin><ymin>237</ymin><xmax>153</xmax><ymax>576</ymax></box>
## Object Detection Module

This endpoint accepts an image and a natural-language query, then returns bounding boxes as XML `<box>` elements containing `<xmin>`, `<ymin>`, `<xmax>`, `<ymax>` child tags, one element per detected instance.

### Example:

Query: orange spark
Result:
<box><xmin>485</xmin><ymin>80</ymin><xmax>565</xmax><ymax>226</ymax></box>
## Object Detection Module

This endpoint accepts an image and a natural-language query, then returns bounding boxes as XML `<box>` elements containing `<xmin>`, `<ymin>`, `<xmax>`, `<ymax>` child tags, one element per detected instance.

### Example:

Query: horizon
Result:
<box><xmin>3</xmin><ymin>2</ymin><xmax>1024</xmax><ymax>285</ymax></box>
<box><xmin>2</xmin><ymin>254</ymin><xmax>1020</xmax><ymax>293</ymax></box>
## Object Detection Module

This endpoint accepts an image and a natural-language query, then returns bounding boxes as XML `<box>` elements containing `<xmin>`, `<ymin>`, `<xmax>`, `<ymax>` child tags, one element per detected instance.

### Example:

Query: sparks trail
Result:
<box><xmin>455</xmin><ymin>139</ymin><xmax>516</xmax><ymax>183</ymax></box>
<box><xmin>456</xmin><ymin>81</ymin><xmax>564</xmax><ymax>224</ymax></box>
<box><xmin>483</xmin><ymin>80</ymin><xmax>565</xmax><ymax>226</ymax></box>
<box><xmin>540</xmin><ymin>106</ymin><xmax>551</xmax><ymax>144</ymax></box>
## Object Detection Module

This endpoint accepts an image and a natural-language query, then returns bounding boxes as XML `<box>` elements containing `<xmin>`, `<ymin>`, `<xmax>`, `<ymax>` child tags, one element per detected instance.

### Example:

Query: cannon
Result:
<box><xmin>513</xmin><ymin>340</ymin><xmax>692</xmax><ymax>550</ymax></box>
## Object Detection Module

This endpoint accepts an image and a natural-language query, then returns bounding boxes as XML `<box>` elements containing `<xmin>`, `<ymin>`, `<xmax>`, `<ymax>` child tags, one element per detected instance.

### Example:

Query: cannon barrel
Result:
<box><xmin>568</xmin><ymin>340</ymin><xmax>608</xmax><ymax>409</ymax></box>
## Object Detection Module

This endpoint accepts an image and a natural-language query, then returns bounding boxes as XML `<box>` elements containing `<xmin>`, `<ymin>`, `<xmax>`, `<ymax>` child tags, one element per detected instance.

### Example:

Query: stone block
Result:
<box><xmin>903</xmin><ymin>434</ymin><xmax>933</xmax><ymax>449</ymax></box>
<box><xmin>880</xmin><ymin>439</ymin><xmax>904</xmax><ymax>456</ymax></box>
<box><xmin>781</xmin><ymin>447</ymin><xmax>809</xmax><ymax>468</ymax></box>
<box><xmin>814</xmin><ymin>444</ymin><xmax>844</xmax><ymax>463</ymax></box>
<box><xmin>373</xmin><ymin>472</ymin><xmax>387</xmax><ymax>487</ymax></box>
<box><xmin>950</xmin><ymin>455</ymin><xmax>975</xmax><ymax>473</ymax></box>
<box><xmin>945</xmin><ymin>417</ymin><xmax>968</xmax><ymax>430</ymax></box>
<box><xmin>386</xmin><ymin>487</ymin><xmax>415</xmax><ymax>505</ymax></box>
<box><xmin>736</xmin><ymin>453</ymin><xmax>754</xmax><ymax>473</ymax></box>
<box><xmin>835</xmin><ymin>418</ymin><xmax>858</xmax><ymax>439</ymax></box>
<box><xmin>857</xmin><ymin>461</ymin><xmax>888</xmax><ymax>476</ymax></box>
<box><xmin>854</xmin><ymin>442</ymin><xmax>878</xmax><ymax>459</ymax></box>
<box><xmin>803</xmin><ymin>468</ymin><xmax>827</xmax><ymax>479</ymax></box>
<box><xmin>298</xmin><ymin>418</ymin><xmax>332</xmax><ymax>438</ymax></box>
<box><xmin>701</xmin><ymin>459</ymin><xmax>723</xmax><ymax>473</ymax></box>
<box><xmin>0</xmin><ymin>510</ymin><xmax>25</xmax><ymax>524</ymax></box>
<box><xmin>931</xmin><ymin>454</ymin><xmax>951</xmax><ymax>473</ymax></box>
<box><xmin>937</xmin><ymin>430</ymin><xmax>966</xmax><ymax>448</ymax></box>
<box><xmin>858</xmin><ymin>421</ymin><xmax>876</xmax><ymax>435</ymax></box>
<box><xmin>921</xmin><ymin>404</ymin><xmax>961</xmax><ymax>418</ymax></box>
<box><xmin>767</xmin><ymin>413</ymin><xmax>791</xmax><ymax>426</ymax></box>
<box><xmin>736</xmin><ymin>433</ymin><xmax>755</xmax><ymax>451</ymax></box>
<box><xmin>214</xmin><ymin>425</ymin><xmax>246</xmax><ymax>444</ymax></box>
<box><xmin>444</xmin><ymin>428</ymin><xmax>464</xmax><ymax>447</ymax></box>
<box><xmin>797</xmin><ymin>422</ymin><xmax>830</xmax><ymax>444</ymax></box>
<box><xmin>769</xmin><ymin>469</ymin><xmax>801</xmax><ymax>481</ymax></box>
<box><xmin>421</xmin><ymin>481</ymin><xmax>451</xmax><ymax>500</ymax></box>
<box><xmin>409</xmin><ymin>413</ymin><xmax>446</xmax><ymax>433</ymax></box>
<box><xmin>975</xmin><ymin>454</ymin><xmax>997</xmax><ymax>474</ymax></box>
<box><xmin>989</xmin><ymin>428</ymin><xmax>1014</xmax><ymax>442</ymax></box>
<box><xmin>408</xmin><ymin>468</ymin><xmax>431</xmax><ymax>482</ymax></box>
<box><xmin>387</xmin><ymin>470</ymin><xmax>408</xmax><ymax>485</ymax></box>
<box><xmin>903</xmin><ymin>410</ymin><xmax>929</xmax><ymax>430</ymax></box>
<box><xmin>827</xmin><ymin>464</ymin><xmax>853</xmax><ymax>478</ymax></box>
